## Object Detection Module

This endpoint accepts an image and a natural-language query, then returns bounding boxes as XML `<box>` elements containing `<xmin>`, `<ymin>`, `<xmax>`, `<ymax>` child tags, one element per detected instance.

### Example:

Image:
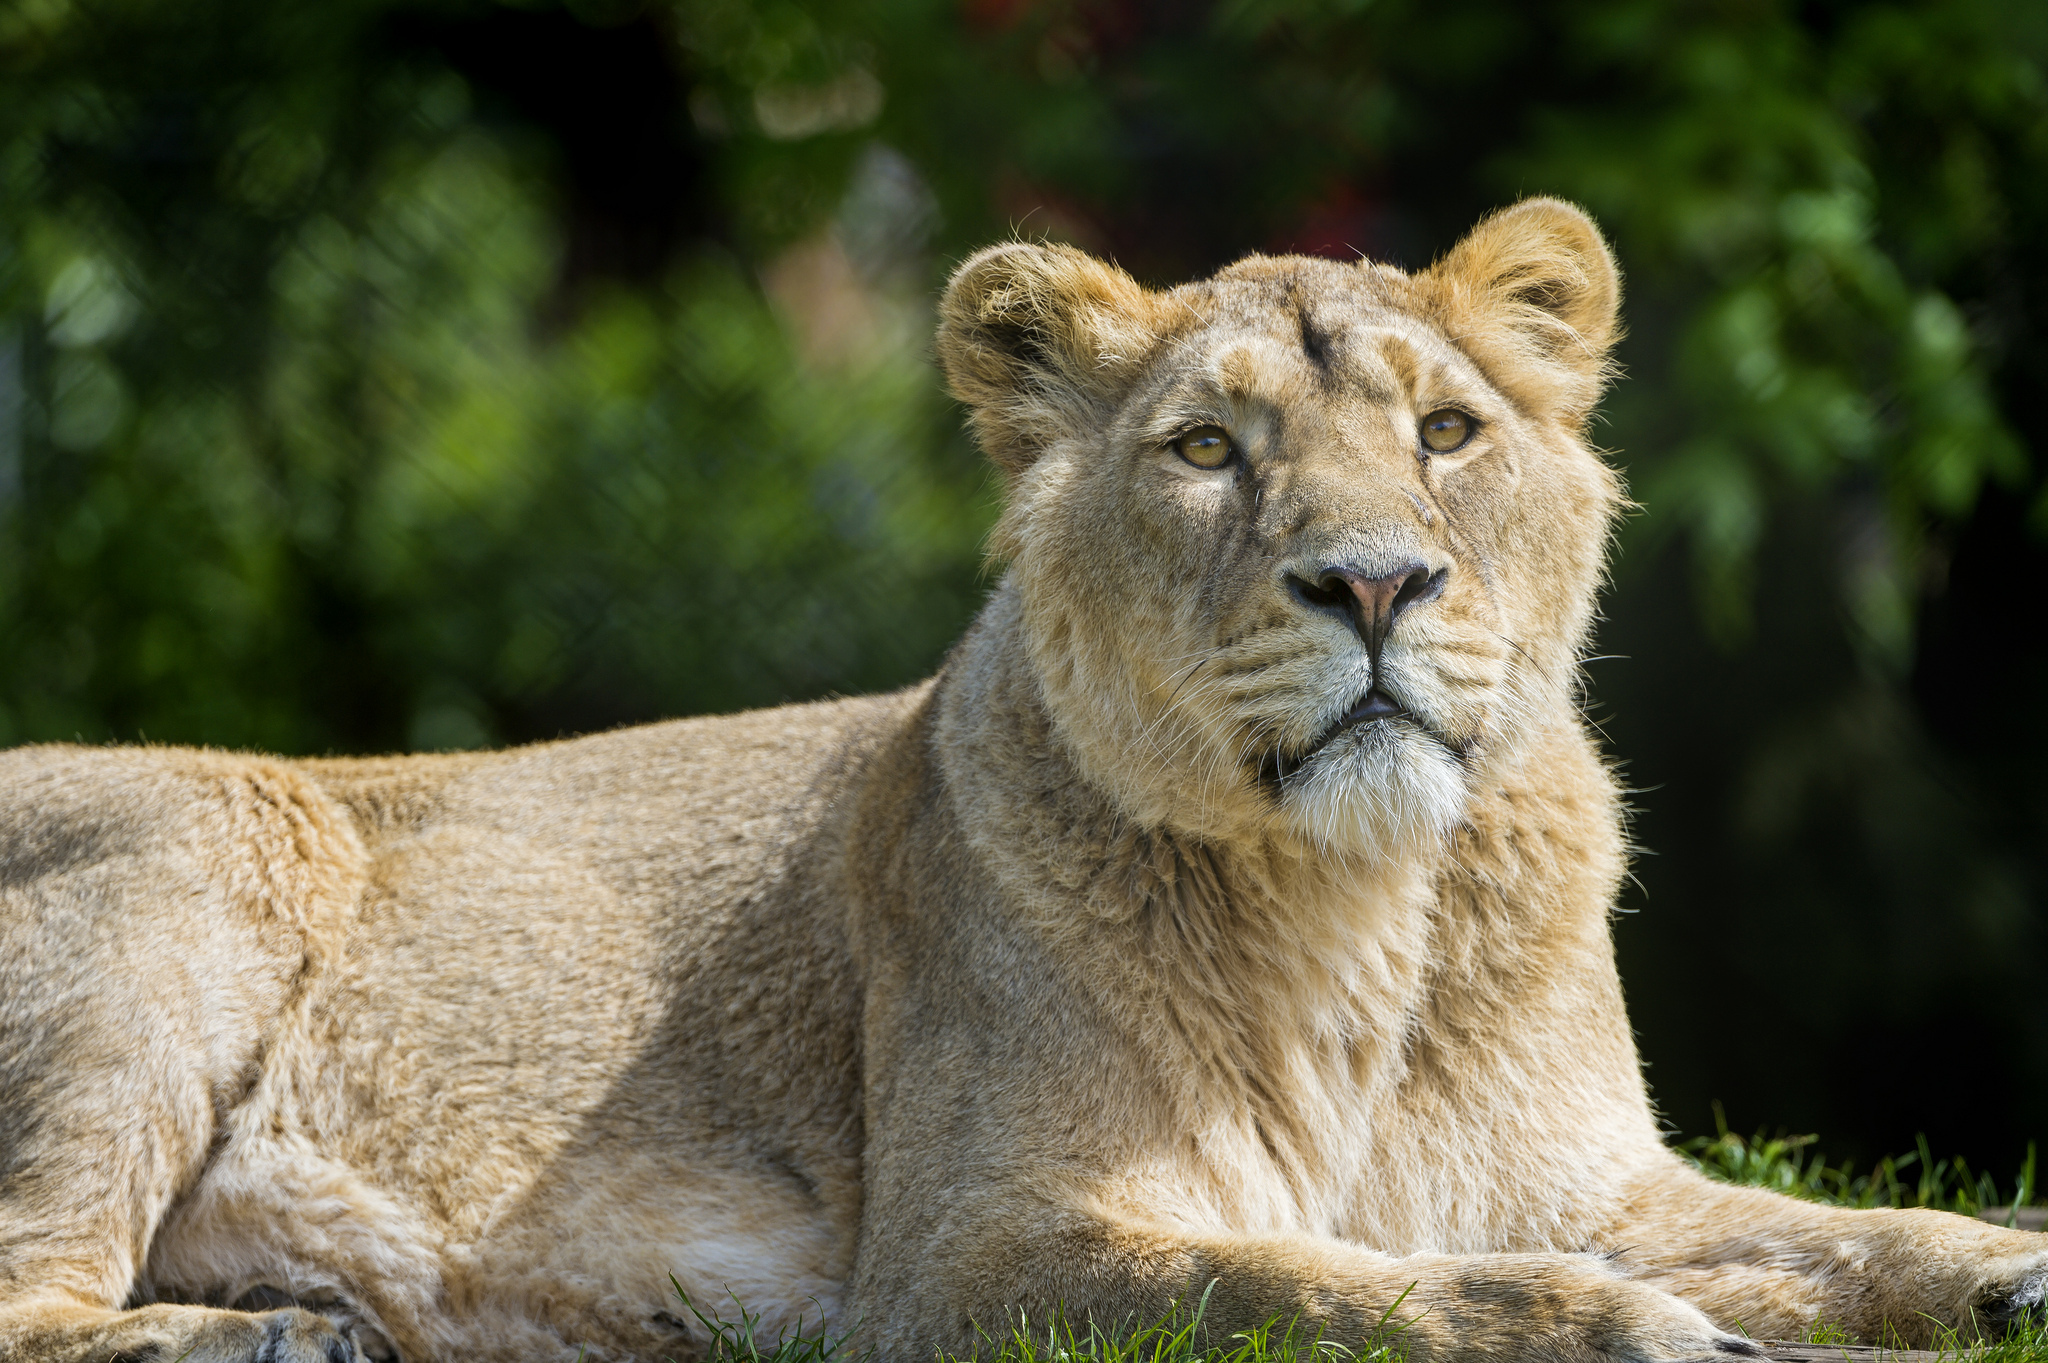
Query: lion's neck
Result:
<box><xmin>930</xmin><ymin>596</ymin><xmax>1626</xmax><ymax>1088</ymax></box>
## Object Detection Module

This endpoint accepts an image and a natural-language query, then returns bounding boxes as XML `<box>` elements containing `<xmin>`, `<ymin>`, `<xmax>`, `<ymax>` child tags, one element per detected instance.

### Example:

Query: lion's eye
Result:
<box><xmin>1419</xmin><ymin>409</ymin><xmax>1474</xmax><ymax>454</ymax></box>
<box><xmin>1173</xmin><ymin>426</ymin><xmax>1234</xmax><ymax>470</ymax></box>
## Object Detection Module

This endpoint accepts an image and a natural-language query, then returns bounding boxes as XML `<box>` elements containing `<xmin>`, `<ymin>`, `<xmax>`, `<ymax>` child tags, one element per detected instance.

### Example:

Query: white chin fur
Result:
<box><xmin>1283</xmin><ymin>721</ymin><xmax>1467</xmax><ymax>860</ymax></box>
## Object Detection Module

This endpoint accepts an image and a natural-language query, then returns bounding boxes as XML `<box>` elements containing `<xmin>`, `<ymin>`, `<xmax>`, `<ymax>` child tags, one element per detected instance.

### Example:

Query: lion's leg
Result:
<box><xmin>849</xmin><ymin>1192</ymin><xmax>1762</xmax><ymax>1362</ymax></box>
<box><xmin>0</xmin><ymin>944</ymin><xmax>359</xmax><ymax>1363</ymax></box>
<box><xmin>0</xmin><ymin>747</ymin><xmax>368</xmax><ymax>1363</ymax></box>
<box><xmin>0</xmin><ymin>1296</ymin><xmax>357</xmax><ymax>1363</ymax></box>
<box><xmin>1606</xmin><ymin>1156</ymin><xmax>2048</xmax><ymax>1345</ymax></box>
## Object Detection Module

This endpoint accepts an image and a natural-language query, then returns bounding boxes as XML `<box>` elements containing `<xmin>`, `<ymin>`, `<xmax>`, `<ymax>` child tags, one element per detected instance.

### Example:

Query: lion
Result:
<box><xmin>2</xmin><ymin>199</ymin><xmax>2043</xmax><ymax>1363</ymax></box>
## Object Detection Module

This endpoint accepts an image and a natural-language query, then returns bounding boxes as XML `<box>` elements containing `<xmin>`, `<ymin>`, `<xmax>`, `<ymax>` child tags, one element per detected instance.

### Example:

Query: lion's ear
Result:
<box><xmin>936</xmin><ymin>242</ymin><xmax>1160</xmax><ymax>478</ymax></box>
<box><xmin>1418</xmin><ymin>198</ymin><xmax>1622</xmax><ymax>429</ymax></box>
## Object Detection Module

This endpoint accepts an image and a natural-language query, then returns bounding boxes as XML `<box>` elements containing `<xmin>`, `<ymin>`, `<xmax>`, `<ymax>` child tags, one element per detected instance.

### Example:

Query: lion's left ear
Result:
<box><xmin>936</xmin><ymin>241</ymin><xmax>1161</xmax><ymax>480</ymax></box>
<box><xmin>1417</xmin><ymin>198</ymin><xmax>1622</xmax><ymax>429</ymax></box>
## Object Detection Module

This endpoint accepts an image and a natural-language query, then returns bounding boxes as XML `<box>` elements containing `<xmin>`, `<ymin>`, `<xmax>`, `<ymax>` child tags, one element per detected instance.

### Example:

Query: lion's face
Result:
<box><xmin>939</xmin><ymin>201</ymin><xmax>1623</xmax><ymax>858</ymax></box>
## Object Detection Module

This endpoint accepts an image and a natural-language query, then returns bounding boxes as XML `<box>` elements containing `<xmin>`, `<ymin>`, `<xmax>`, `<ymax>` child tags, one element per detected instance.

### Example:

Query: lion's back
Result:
<box><xmin>298</xmin><ymin>684</ymin><xmax>924</xmax><ymax>869</ymax></box>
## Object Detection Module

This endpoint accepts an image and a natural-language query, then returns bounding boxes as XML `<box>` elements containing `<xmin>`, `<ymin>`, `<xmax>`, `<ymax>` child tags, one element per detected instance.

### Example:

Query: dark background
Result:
<box><xmin>3</xmin><ymin>0</ymin><xmax>2044</xmax><ymax>1182</ymax></box>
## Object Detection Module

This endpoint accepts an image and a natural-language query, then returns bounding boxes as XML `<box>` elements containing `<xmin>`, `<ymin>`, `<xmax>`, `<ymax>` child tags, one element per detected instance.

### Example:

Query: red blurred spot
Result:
<box><xmin>960</xmin><ymin>0</ymin><xmax>1153</xmax><ymax>50</ymax></box>
<box><xmin>992</xmin><ymin>168</ymin><xmax>1111</xmax><ymax>255</ymax></box>
<box><xmin>961</xmin><ymin>0</ymin><xmax>1039</xmax><ymax>31</ymax></box>
<box><xmin>1271</xmin><ymin>182</ymin><xmax>1389</xmax><ymax>262</ymax></box>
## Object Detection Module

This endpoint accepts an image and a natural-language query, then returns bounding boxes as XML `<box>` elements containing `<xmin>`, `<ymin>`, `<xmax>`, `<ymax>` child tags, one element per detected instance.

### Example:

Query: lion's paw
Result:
<box><xmin>1586</xmin><ymin>1279</ymin><xmax>1763</xmax><ymax>1363</ymax></box>
<box><xmin>1971</xmin><ymin>1250</ymin><xmax>2048</xmax><ymax>1336</ymax></box>
<box><xmin>1420</xmin><ymin>1258</ymin><xmax>1763</xmax><ymax>1363</ymax></box>
<box><xmin>94</xmin><ymin>1305</ymin><xmax>359</xmax><ymax>1363</ymax></box>
<box><xmin>1852</xmin><ymin>1216</ymin><xmax>2048</xmax><ymax>1344</ymax></box>
<box><xmin>245</xmin><ymin>1308</ymin><xmax>362</xmax><ymax>1363</ymax></box>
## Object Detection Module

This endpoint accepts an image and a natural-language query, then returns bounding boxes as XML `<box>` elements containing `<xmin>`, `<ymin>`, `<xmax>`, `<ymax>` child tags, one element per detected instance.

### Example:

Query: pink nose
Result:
<box><xmin>1287</xmin><ymin>562</ymin><xmax>1444</xmax><ymax>655</ymax></box>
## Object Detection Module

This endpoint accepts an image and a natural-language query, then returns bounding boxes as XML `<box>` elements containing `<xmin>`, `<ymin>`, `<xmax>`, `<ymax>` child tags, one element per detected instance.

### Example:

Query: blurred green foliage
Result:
<box><xmin>2</xmin><ymin>0</ymin><xmax>2046</xmax><ymax>1163</ymax></box>
<box><xmin>0</xmin><ymin>0</ymin><xmax>991</xmax><ymax>751</ymax></box>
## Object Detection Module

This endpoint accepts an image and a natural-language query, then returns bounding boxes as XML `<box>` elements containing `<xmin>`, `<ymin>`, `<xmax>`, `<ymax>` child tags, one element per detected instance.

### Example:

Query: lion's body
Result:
<box><xmin>0</xmin><ymin>698</ymin><xmax>902</xmax><ymax>1360</ymax></box>
<box><xmin>3</xmin><ymin>202</ymin><xmax>2044</xmax><ymax>1363</ymax></box>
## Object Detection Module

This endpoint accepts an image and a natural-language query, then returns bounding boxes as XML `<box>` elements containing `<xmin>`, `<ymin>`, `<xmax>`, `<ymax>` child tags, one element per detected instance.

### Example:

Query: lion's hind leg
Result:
<box><xmin>0</xmin><ymin>746</ymin><xmax>369</xmax><ymax>1362</ymax></box>
<box><xmin>0</xmin><ymin>1295</ymin><xmax>357</xmax><ymax>1363</ymax></box>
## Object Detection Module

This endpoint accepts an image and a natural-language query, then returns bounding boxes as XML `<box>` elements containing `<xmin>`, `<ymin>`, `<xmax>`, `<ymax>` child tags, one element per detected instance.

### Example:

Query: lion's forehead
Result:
<box><xmin>1141</xmin><ymin>275</ymin><xmax>1490</xmax><ymax>431</ymax></box>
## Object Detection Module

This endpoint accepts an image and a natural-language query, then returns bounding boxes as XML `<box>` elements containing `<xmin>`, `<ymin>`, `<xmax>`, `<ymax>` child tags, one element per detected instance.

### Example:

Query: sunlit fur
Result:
<box><xmin>2</xmin><ymin>201</ymin><xmax>2045</xmax><ymax>1363</ymax></box>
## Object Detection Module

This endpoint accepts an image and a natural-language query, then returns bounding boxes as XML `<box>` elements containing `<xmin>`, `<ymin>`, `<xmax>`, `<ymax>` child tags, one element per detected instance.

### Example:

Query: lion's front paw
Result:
<box><xmin>1971</xmin><ymin>1252</ymin><xmax>2048</xmax><ymax>1337</ymax></box>
<box><xmin>1582</xmin><ymin>1276</ymin><xmax>1764</xmax><ymax>1363</ymax></box>
<box><xmin>1419</xmin><ymin>1258</ymin><xmax>1763</xmax><ymax>1363</ymax></box>
<box><xmin>1862</xmin><ymin>1214</ymin><xmax>2048</xmax><ymax>1344</ymax></box>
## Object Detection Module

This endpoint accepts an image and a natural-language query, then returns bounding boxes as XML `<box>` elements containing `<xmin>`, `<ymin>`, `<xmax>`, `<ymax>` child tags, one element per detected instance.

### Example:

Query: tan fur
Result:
<box><xmin>2</xmin><ymin>200</ymin><xmax>2042</xmax><ymax>1363</ymax></box>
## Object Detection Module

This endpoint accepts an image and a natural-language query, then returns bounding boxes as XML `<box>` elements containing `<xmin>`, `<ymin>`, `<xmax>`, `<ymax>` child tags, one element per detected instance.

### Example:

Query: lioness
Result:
<box><xmin>2</xmin><ymin>199</ymin><xmax>2043</xmax><ymax>1363</ymax></box>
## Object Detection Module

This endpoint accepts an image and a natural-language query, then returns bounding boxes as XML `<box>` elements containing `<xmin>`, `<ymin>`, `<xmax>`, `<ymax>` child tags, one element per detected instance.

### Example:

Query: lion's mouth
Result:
<box><xmin>1262</xmin><ymin>687</ymin><xmax>1412</xmax><ymax>785</ymax></box>
<box><xmin>1306</xmin><ymin>687</ymin><xmax>1410</xmax><ymax>754</ymax></box>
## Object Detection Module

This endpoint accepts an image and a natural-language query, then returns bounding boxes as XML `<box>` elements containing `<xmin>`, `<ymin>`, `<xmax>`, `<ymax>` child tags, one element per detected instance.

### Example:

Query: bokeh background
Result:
<box><xmin>3</xmin><ymin>0</ymin><xmax>2045</xmax><ymax>1182</ymax></box>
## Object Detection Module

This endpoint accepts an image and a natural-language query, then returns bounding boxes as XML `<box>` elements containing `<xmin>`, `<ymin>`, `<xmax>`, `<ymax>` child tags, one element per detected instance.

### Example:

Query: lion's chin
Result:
<box><xmin>1281</xmin><ymin>720</ymin><xmax>1467</xmax><ymax>860</ymax></box>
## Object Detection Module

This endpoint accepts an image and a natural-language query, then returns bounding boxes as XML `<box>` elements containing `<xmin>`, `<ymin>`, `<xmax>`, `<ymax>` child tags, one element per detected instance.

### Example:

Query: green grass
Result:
<box><xmin>1680</xmin><ymin>1103</ymin><xmax>2040</xmax><ymax>1221</ymax></box>
<box><xmin>667</xmin><ymin>1279</ymin><xmax>1410</xmax><ymax>1363</ymax></box>
<box><xmin>663</xmin><ymin>1118</ymin><xmax>2048</xmax><ymax>1363</ymax></box>
<box><xmin>952</xmin><ymin>1282</ymin><xmax>1409</xmax><ymax>1363</ymax></box>
<box><xmin>666</xmin><ymin>1278</ymin><xmax>857</xmax><ymax>1363</ymax></box>
<box><xmin>1775</xmin><ymin>1313</ymin><xmax>2048</xmax><ymax>1360</ymax></box>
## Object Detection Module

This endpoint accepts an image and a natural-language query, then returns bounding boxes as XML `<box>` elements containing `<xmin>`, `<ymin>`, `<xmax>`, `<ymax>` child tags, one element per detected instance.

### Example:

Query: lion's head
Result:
<box><xmin>936</xmin><ymin>199</ymin><xmax>1624</xmax><ymax>862</ymax></box>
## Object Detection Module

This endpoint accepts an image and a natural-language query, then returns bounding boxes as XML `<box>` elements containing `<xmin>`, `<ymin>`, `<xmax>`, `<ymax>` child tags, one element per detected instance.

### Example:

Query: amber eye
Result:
<box><xmin>1174</xmin><ymin>426</ymin><xmax>1234</xmax><ymax>470</ymax></box>
<box><xmin>1419</xmin><ymin>409</ymin><xmax>1474</xmax><ymax>454</ymax></box>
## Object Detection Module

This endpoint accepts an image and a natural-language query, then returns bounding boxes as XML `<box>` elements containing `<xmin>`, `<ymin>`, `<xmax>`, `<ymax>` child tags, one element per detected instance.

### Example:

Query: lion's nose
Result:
<box><xmin>1287</xmin><ymin>562</ymin><xmax>1446</xmax><ymax>655</ymax></box>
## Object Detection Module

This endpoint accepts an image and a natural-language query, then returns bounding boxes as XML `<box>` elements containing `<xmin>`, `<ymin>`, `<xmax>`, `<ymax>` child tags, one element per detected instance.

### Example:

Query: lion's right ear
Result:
<box><xmin>1418</xmin><ymin>198</ymin><xmax>1622</xmax><ymax>430</ymax></box>
<box><xmin>935</xmin><ymin>242</ymin><xmax>1160</xmax><ymax>479</ymax></box>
